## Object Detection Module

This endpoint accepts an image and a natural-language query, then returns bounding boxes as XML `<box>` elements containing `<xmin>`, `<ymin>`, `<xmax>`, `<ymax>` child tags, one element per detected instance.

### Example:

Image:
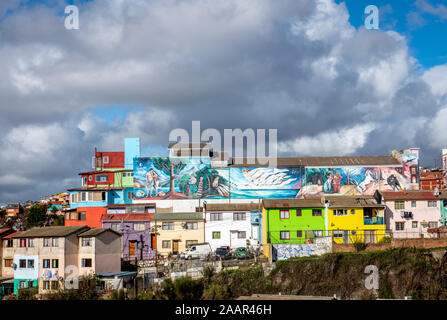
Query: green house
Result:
<box><xmin>262</xmin><ymin>199</ymin><xmax>325</xmax><ymax>250</ymax></box>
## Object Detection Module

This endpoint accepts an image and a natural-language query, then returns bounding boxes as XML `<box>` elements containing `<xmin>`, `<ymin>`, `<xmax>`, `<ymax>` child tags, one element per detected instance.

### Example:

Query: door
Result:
<box><xmin>151</xmin><ymin>234</ymin><xmax>156</xmax><ymax>250</ymax></box>
<box><xmin>343</xmin><ymin>231</ymin><xmax>350</xmax><ymax>244</ymax></box>
<box><xmin>364</xmin><ymin>230</ymin><xmax>376</xmax><ymax>244</ymax></box>
<box><xmin>129</xmin><ymin>240</ymin><xmax>136</xmax><ymax>257</ymax></box>
<box><xmin>173</xmin><ymin>240</ymin><xmax>179</xmax><ymax>254</ymax></box>
<box><xmin>230</xmin><ymin>231</ymin><xmax>238</xmax><ymax>248</ymax></box>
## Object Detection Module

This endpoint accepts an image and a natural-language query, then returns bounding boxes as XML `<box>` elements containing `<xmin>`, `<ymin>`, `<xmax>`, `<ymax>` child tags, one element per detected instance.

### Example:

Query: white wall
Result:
<box><xmin>204</xmin><ymin>211</ymin><xmax>258</xmax><ymax>251</ymax></box>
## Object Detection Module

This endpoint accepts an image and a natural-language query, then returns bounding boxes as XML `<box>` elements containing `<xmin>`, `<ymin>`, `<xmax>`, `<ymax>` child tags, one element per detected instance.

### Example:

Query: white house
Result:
<box><xmin>204</xmin><ymin>202</ymin><xmax>260</xmax><ymax>251</ymax></box>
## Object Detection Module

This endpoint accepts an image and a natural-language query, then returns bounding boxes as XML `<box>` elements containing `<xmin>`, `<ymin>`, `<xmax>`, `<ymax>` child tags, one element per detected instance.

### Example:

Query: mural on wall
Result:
<box><xmin>299</xmin><ymin>166</ymin><xmax>419</xmax><ymax>197</ymax></box>
<box><xmin>273</xmin><ymin>238</ymin><xmax>332</xmax><ymax>260</ymax></box>
<box><xmin>133</xmin><ymin>158</ymin><xmax>302</xmax><ymax>200</ymax></box>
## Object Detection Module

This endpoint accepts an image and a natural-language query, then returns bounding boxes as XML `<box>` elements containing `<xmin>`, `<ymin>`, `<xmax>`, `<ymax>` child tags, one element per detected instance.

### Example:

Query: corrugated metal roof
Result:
<box><xmin>380</xmin><ymin>190</ymin><xmax>447</xmax><ymax>201</ymax></box>
<box><xmin>262</xmin><ymin>198</ymin><xmax>324</xmax><ymax>209</ymax></box>
<box><xmin>153</xmin><ymin>212</ymin><xmax>203</xmax><ymax>220</ymax></box>
<box><xmin>205</xmin><ymin>203</ymin><xmax>260</xmax><ymax>211</ymax></box>
<box><xmin>12</xmin><ymin>226</ymin><xmax>88</xmax><ymax>238</ymax></box>
<box><xmin>230</xmin><ymin>156</ymin><xmax>400</xmax><ymax>167</ymax></box>
<box><xmin>324</xmin><ymin>195</ymin><xmax>384</xmax><ymax>208</ymax></box>
<box><xmin>78</xmin><ymin>228</ymin><xmax>121</xmax><ymax>237</ymax></box>
<box><xmin>100</xmin><ymin>213</ymin><xmax>153</xmax><ymax>221</ymax></box>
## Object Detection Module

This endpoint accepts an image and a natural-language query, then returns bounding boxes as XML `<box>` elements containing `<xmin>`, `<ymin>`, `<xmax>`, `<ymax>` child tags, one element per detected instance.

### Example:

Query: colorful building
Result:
<box><xmin>204</xmin><ymin>202</ymin><xmax>260</xmax><ymax>251</ymax></box>
<box><xmin>0</xmin><ymin>229</ymin><xmax>16</xmax><ymax>278</ymax></box>
<box><xmin>101</xmin><ymin>212</ymin><xmax>155</xmax><ymax>261</ymax></box>
<box><xmin>261</xmin><ymin>198</ymin><xmax>325</xmax><ymax>258</ymax></box>
<box><xmin>153</xmin><ymin>212</ymin><xmax>205</xmax><ymax>257</ymax></box>
<box><xmin>326</xmin><ymin>195</ymin><xmax>386</xmax><ymax>244</ymax></box>
<box><xmin>378</xmin><ymin>190</ymin><xmax>445</xmax><ymax>238</ymax></box>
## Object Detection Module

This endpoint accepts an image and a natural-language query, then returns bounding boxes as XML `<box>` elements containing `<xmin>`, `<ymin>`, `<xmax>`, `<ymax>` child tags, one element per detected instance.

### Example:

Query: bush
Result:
<box><xmin>173</xmin><ymin>277</ymin><xmax>203</xmax><ymax>300</ymax></box>
<box><xmin>110</xmin><ymin>289</ymin><xmax>127</xmax><ymax>300</ymax></box>
<box><xmin>18</xmin><ymin>287</ymin><xmax>38</xmax><ymax>300</ymax></box>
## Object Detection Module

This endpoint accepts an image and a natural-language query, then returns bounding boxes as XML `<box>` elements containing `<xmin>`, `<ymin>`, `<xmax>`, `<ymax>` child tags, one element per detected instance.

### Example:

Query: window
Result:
<box><xmin>19</xmin><ymin>238</ymin><xmax>26</xmax><ymax>247</ymax></box>
<box><xmin>4</xmin><ymin>259</ymin><xmax>13</xmax><ymax>268</ymax></box>
<box><xmin>28</xmin><ymin>239</ymin><xmax>34</xmax><ymax>247</ymax></box>
<box><xmin>43</xmin><ymin>238</ymin><xmax>51</xmax><ymax>247</ymax></box>
<box><xmin>123</xmin><ymin>172</ymin><xmax>133</xmax><ymax>178</ymax></box>
<box><xmin>43</xmin><ymin>259</ymin><xmax>50</xmax><ymax>268</ymax></box>
<box><xmin>96</xmin><ymin>175</ymin><xmax>108</xmax><ymax>183</ymax></box>
<box><xmin>162</xmin><ymin>222</ymin><xmax>174</xmax><ymax>230</ymax></box>
<box><xmin>428</xmin><ymin>200</ymin><xmax>437</xmax><ymax>208</ymax></box>
<box><xmin>313</xmin><ymin>230</ymin><xmax>323</xmax><ymax>237</ymax></box>
<box><xmin>79</xmin><ymin>212</ymin><xmax>86</xmax><ymax>221</ymax></box>
<box><xmin>89</xmin><ymin>175</ymin><xmax>93</xmax><ymax>181</ymax></box>
<box><xmin>19</xmin><ymin>281</ymin><xmax>26</xmax><ymax>289</ymax></box>
<box><xmin>411</xmin><ymin>201</ymin><xmax>417</xmax><ymax>208</ymax></box>
<box><xmin>111</xmin><ymin>223</ymin><xmax>119</xmax><ymax>231</ymax></box>
<box><xmin>212</xmin><ymin>231</ymin><xmax>221</xmax><ymax>239</ymax></box>
<box><xmin>296</xmin><ymin>209</ymin><xmax>302</xmax><ymax>217</ymax></box>
<box><xmin>133</xmin><ymin>223</ymin><xmax>145</xmax><ymax>231</ymax></box>
<box><xmin>312</xmin><ymin>209</ymin><xmax>322</xmax><ymax>216</ymax></box>
<box><xmin>81</xmin><ymin>258</ymin><xmax>92</xmax><ymax>268</ymax></box>
<box><xmin>429</xmin><ymin>221</ymin><xmax>438</xmax><ymax>228</ymax></box>
<box><xmin>297</xmin><ymin>230</ymin><xmax>303</xmax><ymax>238</ymax></box>
<box><xmin>28</xmin><ymin>281</ymin><xmax>34</xmax><ymax>288</ymax></box>
<box><xmin>5</xmin><ymin>239</ymin><xmax>13</xmax><ymax>247</ymax></box>
<box><xmin>82</xmin><ymin>177</ymin><xmax>87</xmax><ymax>186</ymax></box>
<box><xmin>238</xmin><ymin>231</ymin><xmax>246</xmax><ymax>239</ymax></box>
<box><xmin>101</xmin><ymin>192</ymin><xmax>107</xmax><ymax>201</ymax></box>
<box><xmin>333</xmin><ymin>231</ymin><xmax>344</xmax><ymax>238</ymax></box>
<box><xmin>395</xmin><ymin>201</ymin><xmax>405</xmax><ymax>210</ymax></box>
<box><xmin>81</xmin><ymin>192</ymin><xmax>87</xmax><ymax>201</ymax></box>
<box><xmin>351</xmin><ymin>230</ymin><xmax>357</xmax><ymax>236</ymax></box>
<box><xmin>210</xmin><ymin>213</ymin><xmax>223</xmax><ymax>221</ymax></box>
<box><xmin>52</xmin><ymin>259</ymin><xmax>59</xmax><ymax>268</ymax></box>
<box><xmin>333</xmin><ymin>209</ymin><xmax>348</xmax><ymax>216</ymax></box>
<box><xmin>350</xmin><ymin>209</ymin><xmax>355</xmax><ymax>215</ymax></box>
<box><xmin>395</xmin><ymin>222</ymin><xmax>405</xmax><ymax>231</ymax></box>
<box><xmin>19</xmin><ymin>259</ymin><xmax>26</xmax><ymax>268</ymax></box>
<box><xmin>186</xmin><ymin>240</ymin><xmax>198</xmax><ymax>248</ymax></box>
<box><xmin>50</xmin><ymin>281</ymin><xmax>59</xmax><ymax>290</ymax></box>
<box><xmin>127</xmin><ymin>191</ymin><xmax>134</xmax><ymax>199</ymax></box>
<box><xmin>27</xmin><ymin>260</ymin><xmax>34</xmax><ymax>269</ymax></box>
<box><xmin>43</xmin><ymin>281</ymin><xmax>50</xmax><ymax>290</ymax></box>
<box><xmin>280</xmin><ymin>231</ymin><xmax>290</xmax><ymax>240</ymax></box>
<box><xmin>52</xmin><ymin>238</ymin><xmax>59</xmax><ymax>247</ymax></box>
<box><xmin>185</xmin><ymin>222</ymin><xmax>198</xmax><ymax>230</ymax></box>
<box><xmin>233</xmin><ymin>212</ymin><xmax>246</xmax><ymax>221</ymax></box>
<box><xmin>162</xmin><ymin>240</ymin><xmax>171</xmax><ymax>249</ymax></box>
<box><xmin>412</xmin><ymin>221</ymin><xmax>418</xmax><ymax>228</ymax></box>
<box><xmin>279</xmin><ymin>210</ymin><xmax>289</xmax><ymax>219</ymax></box>
<box><xmin>82</xmin><ymin>237</ymin><xmax>92</xmax><ymax>246</ymax></box>
<box><xmin>70</xmin><ymin>193</ymin><xmax>77</xmax><ymax>204</ymax></box>
<box><xmin>102</xmin><ymin>156</ymin><xmax>109</xmax><ymax>164</ymax></box>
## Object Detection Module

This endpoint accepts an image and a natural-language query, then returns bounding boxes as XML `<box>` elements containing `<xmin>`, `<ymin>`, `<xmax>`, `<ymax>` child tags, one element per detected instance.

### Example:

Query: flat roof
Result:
<box><xmin>379</xmin><ymin>190</ymin><xmax>447</xmax><ymax>201</ymax></box>
<box><xmin>153</xmin><ymin>212</ymin><xmax>203</xmax><ymax>221</ymax></box>
<box><xmin>205</xmin><ymin>203</ymin><xmax>260</xmax><ymax>211</ymax></box>
<box><xmin>101</xmin><ymin>213</ymin><xmax>154</xmax><ymax>221</ymax></box>
<box><xmin>262</xmin><ymin>198</ymin><xmax>324</xmax><ymax>209</ymax></box>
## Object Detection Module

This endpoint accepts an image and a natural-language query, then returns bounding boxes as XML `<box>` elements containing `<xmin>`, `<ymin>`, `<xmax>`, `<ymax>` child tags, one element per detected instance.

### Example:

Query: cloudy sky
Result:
<box><xmin>0</xmin><ymin>0</ymin><xmax>447</xmax><ymax>203</ymax></box>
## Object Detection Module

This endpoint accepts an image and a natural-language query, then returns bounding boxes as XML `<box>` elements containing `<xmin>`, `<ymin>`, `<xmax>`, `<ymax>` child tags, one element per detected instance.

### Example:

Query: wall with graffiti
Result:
<box><xmin>133</xmin><ymin>157</ymin><xmax>302</xmax><ymax>200</ymax></box>
<box><xmin>133</xmin><ymin>153</ymin><xmax>419</xmax><ymax>200</ymax></box>
<box><xmin>273</xmin><ymin>237</ymin><xmax>332</xmax><ymax>260</ymax></box>
<box><xmin>299</xmin><ymin>166</ymin><xmax>419</xmax><ymax>196</ymax></box>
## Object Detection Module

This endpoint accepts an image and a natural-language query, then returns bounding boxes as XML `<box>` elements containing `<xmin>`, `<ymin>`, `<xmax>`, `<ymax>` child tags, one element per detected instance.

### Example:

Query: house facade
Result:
<box><xmin>1</xmin><ymin>229</ymin><xmax>18</xmax><ymax>278</ymax></box>
<box><xmin>326</xmin><ymin>195</ymin><xmax>386</xmax><ymax>244</ymax></box>
<box><xmin>204</xmin><ymin>202</ymin><xmax>260</xmax><ymax>251</ymax></box>
<box><xmin>101</xmin><ymin>212</ymin><xmax>155</xmax><ymax>260</ymax></box>
<box><xmin>261</xmin><ymin>198</ymin><xmax>325</xmax><ymax>258</ymax></box>
<box><xmin>378</xmin><ymin>190</ymin><xmax>444</xmax><ymax>238</ymax></box>
<box><xmin>153</xmin><ymin>212</ymin><xmax>205</xmax><ymax>257</ymax></box>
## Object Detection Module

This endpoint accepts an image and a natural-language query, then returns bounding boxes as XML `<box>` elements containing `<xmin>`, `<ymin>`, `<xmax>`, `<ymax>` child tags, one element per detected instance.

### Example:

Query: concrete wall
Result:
<box><xmin>93</xmin><ymin>231</ymin><xmax>121</xmax><ymax>274</ymax></box>
<box><xmin>332</xmin><ymin>238</ymin><xmax>447</xmax><ymax>252</ymax></box>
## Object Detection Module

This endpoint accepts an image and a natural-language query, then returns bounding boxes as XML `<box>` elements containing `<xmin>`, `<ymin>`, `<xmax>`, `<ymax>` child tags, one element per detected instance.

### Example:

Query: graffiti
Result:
<box><xmin>300</xmin><ymin>166</ymin><xmax>418</xmax><ymax>196</ymax></box>
<box><xmin>273</xmin><ymin>238</ymin><xmax>332</xmax><ymax>260</ymax></box>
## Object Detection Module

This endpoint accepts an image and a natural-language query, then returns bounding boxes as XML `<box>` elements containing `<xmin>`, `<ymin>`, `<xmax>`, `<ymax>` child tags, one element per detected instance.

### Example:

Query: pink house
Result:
<box><xmin>378</xmin><ymin>190</ymin><xmax>445</xmax><ymax>238</ymax></box>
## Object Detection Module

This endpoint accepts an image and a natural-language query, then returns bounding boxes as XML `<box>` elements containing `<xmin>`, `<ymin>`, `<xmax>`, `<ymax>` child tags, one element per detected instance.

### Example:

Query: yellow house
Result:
<box><xmin>153</xmin><ymin>212</ymin><xmax>205</xmax><ymax>257</ymax></box>
<box><xmin>325</xmin><ymin>196</ymin><xmax>386</xmax><ymax>244</ymax></box>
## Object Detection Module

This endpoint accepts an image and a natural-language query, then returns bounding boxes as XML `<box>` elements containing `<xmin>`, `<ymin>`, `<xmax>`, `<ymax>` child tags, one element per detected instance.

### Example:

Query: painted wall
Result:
<box><xmin>266</xmin><ymin>207</ymin><xmax>325</xmax><ymax>244</ymax></box>
<box><xmin>441</xmin><ymin>199</ymin><xmax>447</xmax><ymax>226</ymax></box>
<box><xmin>13</xmin><ymin>255</ymin><xmax>38</xmax><ymax>294</ymax></box>
<box><xmin>273</xmin><ymin>237</ymin><xmax>332</xmax><ymax>260</ymax></box>
<box><xmin>65</xmin><ymin>207</ymin><xmax>105</xmax><ymax>228</ymax></box>
<box><xmin>385</xmin><ymin>200</ymin><xmax>442</xmax><ymax>238</ymax></box>
<box><xmin>204</xmin><ymin>211</ymin><xmax>259</xmax><ymax>251</ymax></box>
<box><xmin>327</xmin><ymin>207</ymin><xmax>386</xmax><ymax>244</ymax></box>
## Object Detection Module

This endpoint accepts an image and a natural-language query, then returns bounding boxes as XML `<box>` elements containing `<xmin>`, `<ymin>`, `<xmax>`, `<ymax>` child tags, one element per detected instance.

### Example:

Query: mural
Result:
<box><xmin>133</xmin><ymin>158</ymin><xmax>302</xmax><ymax>200</ymax></box>
<box><xmin>273</xmin><ymin>238</ymin><xmax>332</xmax><ymax>260</ymax></box>
<box><xmin>299</xmin><ymin>166</ymin><xmax>419</xmax><ymax>197</ymax></box>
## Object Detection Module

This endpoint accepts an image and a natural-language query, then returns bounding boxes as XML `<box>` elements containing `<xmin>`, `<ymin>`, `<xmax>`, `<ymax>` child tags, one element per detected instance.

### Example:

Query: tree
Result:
<box><xmin>26</xmin><ymin>204</ymin><xmax>48</xmax><ymax>229</ymax></box>
<box><xmin>152</xmin><ymin>158</ymin><xmax>187</xmax><ymax>199</ymax></box>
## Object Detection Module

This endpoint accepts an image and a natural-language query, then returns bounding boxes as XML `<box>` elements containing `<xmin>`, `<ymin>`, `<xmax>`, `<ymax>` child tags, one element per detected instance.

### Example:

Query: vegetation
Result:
<box><xmin>26</xmin><ymin>204</ymin><xmax>48</xmax><ymax>229</ymax></box>
<box><xmin>44</xmin><ymin>275</ymin><xmax>103</xmax><ymax>300</ymax></box>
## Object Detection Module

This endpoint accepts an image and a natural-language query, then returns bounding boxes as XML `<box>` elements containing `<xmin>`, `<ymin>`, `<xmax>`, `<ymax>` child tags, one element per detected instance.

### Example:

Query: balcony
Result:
<box><xmin>364</xmin><ymin>217</ymin><xmax>384</xmax><ymax>225</ymax></box>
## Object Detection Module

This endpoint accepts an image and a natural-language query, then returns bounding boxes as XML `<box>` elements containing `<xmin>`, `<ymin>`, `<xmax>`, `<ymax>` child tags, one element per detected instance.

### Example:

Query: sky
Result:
<box><xmin>0</xmin><ymin>0</ymin><xmax>447</xmax><ymax>203</ymax></box>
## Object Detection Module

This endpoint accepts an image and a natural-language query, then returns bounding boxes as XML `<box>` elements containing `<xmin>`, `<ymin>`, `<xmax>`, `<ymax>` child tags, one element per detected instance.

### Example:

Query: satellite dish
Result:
<box><xmin>58</xmin><ymin>276</ymin><xmax>64</xmax><ymax>281</ymax></box>
<box><xmin>12</xmin><ymin>263</ymin><xmax>17</xmax><ymax>270</ymax></box>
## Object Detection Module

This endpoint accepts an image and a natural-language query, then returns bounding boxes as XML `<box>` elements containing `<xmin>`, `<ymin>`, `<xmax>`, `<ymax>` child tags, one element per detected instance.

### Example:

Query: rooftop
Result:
<box><xmin>323</xmin><ymin>195</ymin><xmax>384</xmax><ymax>208</ymax></box>
<box><xmin>153</xmin><ymin>212</ymin><xmax>204</xmax><ymax>221</ymax></box>
<box><xmin>262</xmin><ymin>198</ymin><xmax>324</xmax><ymax>209</ymax></box>
<box><xmin>78</xmin><ymin>228</ymin><xmax>121</xmax><ymax>237</ymax></box>
<box><xmin>205</xmin><ymin>202</ymin><xmax>260</xmax><ymax>211</ymax></box>
<box><xmin>379</xmin><ymin>190</ymin><xmax>447</xmax><ymax>201</ymax></box>
<box><xmin>12</xmin><ymin>226</ymin><xmax>88</xmax><ymax>238</ymax></box>
<box><xmin>101</xmin><ymin>213</ymin><xmax>154</xmax><ymax>221</ymax></box>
